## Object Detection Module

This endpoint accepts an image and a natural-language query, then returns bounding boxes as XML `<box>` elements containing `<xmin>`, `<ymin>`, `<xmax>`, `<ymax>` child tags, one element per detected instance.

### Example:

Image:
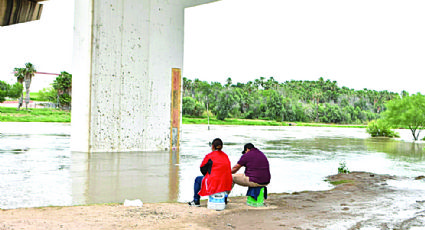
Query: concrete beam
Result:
<box><xmin>0</xmin><ymin>0</ymin><xmax>44</xmax><ymax>26</ymax></box>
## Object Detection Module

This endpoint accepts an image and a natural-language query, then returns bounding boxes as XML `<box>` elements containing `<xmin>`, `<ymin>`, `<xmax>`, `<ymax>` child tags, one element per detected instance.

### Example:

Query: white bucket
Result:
<box><xmin>207</xmin><ymin>192</ymin><xmax>226</xmax><ymax>211</ymax></box>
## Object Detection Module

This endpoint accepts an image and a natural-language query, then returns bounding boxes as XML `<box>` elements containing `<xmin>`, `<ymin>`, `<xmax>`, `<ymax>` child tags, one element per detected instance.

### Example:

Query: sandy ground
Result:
<box><xmin>0</xmin><ymin>172</ymin><xmax>420</xmax><ymax>230</ymax></box>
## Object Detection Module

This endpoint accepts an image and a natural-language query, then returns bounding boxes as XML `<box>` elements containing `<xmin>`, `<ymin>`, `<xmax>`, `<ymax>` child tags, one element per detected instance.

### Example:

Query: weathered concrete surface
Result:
<box><xmin>0</xmin><ymin>0</ymin><xmax>46</xmax><ymax>26</ymax></box>
<box><xmin>71</xmin><ymin>0</ymin><xmax>218</xmax><ymax>152</ymax></box>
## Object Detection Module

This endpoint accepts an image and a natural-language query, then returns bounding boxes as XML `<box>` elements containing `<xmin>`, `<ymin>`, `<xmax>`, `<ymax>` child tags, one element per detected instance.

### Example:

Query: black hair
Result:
<box><xmin>212</xmin><ymin>138</ymin><xmax>223</xmax><ymax>150</ymax></box>
<box><xmin>242</xmin><ymin>143</ymin><xmax>255</xmax><ymax>154</ymax></box>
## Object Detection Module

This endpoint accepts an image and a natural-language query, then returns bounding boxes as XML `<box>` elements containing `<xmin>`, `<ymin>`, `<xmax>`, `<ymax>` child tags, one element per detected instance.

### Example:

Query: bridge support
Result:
<box><xmin>71</xmin><ymin>0</ymin><xmax>217</xmax><ymax>152</ymax></box>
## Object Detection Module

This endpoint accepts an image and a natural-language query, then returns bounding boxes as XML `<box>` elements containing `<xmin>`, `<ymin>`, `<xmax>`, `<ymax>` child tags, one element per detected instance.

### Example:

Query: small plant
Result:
<box><xmin>338</xmin><ymin>161</ymin><xmax>350</xmax><ymax>174</ymax></box>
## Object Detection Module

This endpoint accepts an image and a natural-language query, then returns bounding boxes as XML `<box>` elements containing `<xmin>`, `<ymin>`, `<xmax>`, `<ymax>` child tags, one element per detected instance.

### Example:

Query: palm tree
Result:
<box><xmin>13</xmin><ymin>67</ymin><xmax>25</xmax><ymax>110</ymax></box>
<box><xmin>225</xmin><ymin>77</ymin><xmax>232</xmax><ymax>88</ymax></box>
<box><xmin>23</xmin><ymin>62</ymin><xmax>36</xmax><ymax>110</ymax></box>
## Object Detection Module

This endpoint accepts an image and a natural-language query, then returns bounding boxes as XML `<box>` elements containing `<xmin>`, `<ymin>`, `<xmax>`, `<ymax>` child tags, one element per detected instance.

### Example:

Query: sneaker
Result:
<box><xmin>188</xmin><ymin>200</ymin><xmax>200</xmax><ymax>207</ymax></box>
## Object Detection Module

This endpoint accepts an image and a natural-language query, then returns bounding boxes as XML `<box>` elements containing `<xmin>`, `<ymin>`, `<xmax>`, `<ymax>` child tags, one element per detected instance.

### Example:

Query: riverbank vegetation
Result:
<box><xmin>183</xmin><ymin>116</ymin><xmax>366</xmax><ymax>128</ymax></box>
<box><xmin>364</xmin><ymin>93</ymin><xmax>425</xmax><ymax>140</ymax></box>
<box><xmin>2</xmin><ymin>76</ymin><xmax>424</xmax><ymax>140</ymax></box>
<box><xmin>182</xmin><ymin>77</ymin><xmax>400</xmax><ymax>124</ymax></box>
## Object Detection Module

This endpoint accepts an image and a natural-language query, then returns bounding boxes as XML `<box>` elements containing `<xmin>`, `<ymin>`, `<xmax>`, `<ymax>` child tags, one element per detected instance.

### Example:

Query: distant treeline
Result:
<box><xmin>182</xmin><ymin>77</ymin><xmax>404</xmax><ymax>124</ymax></box>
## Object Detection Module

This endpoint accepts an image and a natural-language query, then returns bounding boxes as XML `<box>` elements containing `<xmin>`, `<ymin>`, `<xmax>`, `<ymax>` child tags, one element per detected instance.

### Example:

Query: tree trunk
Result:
<box><xmin>315</xmin><ymin>98</ymin><xmax>319</xmax><ymax>122</ymax></box>
<box><xmin>17</xmin><ymin>93</ymin><xmax>23</xmax><ymax>111</ymax></box>
<box><xmin>410</xmin><ymin>127</ymin><xmax>418</xmax><ymax>141</ymax></box>
<box><xmin>24</xmin><ymin>75</ymin><xmax>31</xmax><ymax>110</ymax></box>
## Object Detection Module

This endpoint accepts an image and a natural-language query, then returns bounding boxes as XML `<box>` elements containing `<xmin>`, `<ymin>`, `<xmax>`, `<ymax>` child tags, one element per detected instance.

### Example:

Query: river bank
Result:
<box><xmin>0</xmin><ymin>105</ymin><xmax>366</xmax><ymax>128</ymax></box>
<box><xmin>1</xmin><ymin>172</ymin><xmax>424</xmax><ymax>229</ymax></box>
<box><xmin>183</xmin><ymin>116</ymin><xmax>367</xmax><ymax>128</ymax></box>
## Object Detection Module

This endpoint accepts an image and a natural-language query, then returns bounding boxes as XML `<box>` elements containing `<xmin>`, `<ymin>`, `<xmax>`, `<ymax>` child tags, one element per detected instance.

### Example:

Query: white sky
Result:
<box><xmin>1</xmin><ymin>0</ymin><xmax>424</xmax><ymax>94</ymax></box>
<box><xmin>0</xmin><ymin>0</ymin><xmax>74</xmax><ymax>89</ymax></box>
<box><xmin>184</xmin><ymin>0</ymin><xmax>425</xmax><ymax>94</ymax></box>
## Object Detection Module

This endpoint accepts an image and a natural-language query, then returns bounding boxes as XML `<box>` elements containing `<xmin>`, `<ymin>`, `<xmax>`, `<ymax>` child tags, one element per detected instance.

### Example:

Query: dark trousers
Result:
<box><xmin>193</xmin><ymin>176</ymin><xmax>204</xmax><ymax>202</ymax></box>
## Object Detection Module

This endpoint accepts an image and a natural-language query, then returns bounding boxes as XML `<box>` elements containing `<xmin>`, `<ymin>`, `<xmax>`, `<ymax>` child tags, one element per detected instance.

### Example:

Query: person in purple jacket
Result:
<box><xmin>231</xmin><ymin>143</ymin><xmax>271</xmax><ymax>187</ymax></box>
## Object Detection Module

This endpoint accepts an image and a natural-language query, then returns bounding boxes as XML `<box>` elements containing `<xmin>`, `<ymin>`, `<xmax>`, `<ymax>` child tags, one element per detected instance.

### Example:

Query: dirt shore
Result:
<box><xmin>0</xmin><ymin>172</ymin><xmax>419</xmax><ymax>229</ymax></box>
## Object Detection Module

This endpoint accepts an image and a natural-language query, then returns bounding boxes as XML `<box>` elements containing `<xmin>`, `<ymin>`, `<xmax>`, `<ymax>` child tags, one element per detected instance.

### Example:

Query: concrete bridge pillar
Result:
<box><xmin>71</xmin><ymin>0</ymin><xmax>217</xmax><ymax>152</ymax></box>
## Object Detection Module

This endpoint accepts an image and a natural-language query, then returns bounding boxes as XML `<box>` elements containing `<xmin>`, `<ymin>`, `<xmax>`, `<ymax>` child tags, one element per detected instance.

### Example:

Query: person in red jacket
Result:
<box><xmin>188</xmin><ymin>138</ymin><xmax>233</xmax><ymax>206</ymax></box>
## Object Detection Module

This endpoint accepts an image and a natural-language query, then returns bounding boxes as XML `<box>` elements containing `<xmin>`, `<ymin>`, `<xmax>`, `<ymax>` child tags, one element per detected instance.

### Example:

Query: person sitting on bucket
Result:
<box><xmin>188</xmin><ymin>138</ymin><xmax>233</xmax><ymax>206</ymax></box>
<box><xmin>231</xmin><ymin>143</ymin><xmax>271</xmax><ymax>188</ymax></box>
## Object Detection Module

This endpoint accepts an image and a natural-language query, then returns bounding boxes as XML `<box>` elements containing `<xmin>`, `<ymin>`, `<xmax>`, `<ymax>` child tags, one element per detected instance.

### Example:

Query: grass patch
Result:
<box><xmin>183</xmin><ymin>116</ymin><xmax>367</xmax><ymax>128</ymax></box>
<box><xmin>296</xmin><ymin>123</ymin><xmax>367</xmax><ymax>128</ymax></box>
<box><xmin>182</xmin><ymin>117</ymin><xmax>288</xmax><ymax>126</ymax></box>
<box><xmin>0</xmin><ymin>106</ymin><xmax>70</xmax><ymax>122</ymax></box>
<box><xmin>29</xmin><ymin>92</ymin><xmax>43</xmax><ymax>101</ymax></box>
<box><xmin>328</xmin><ymin>180</ymin><xmax>356</xmax><ymax>186</ymax></box>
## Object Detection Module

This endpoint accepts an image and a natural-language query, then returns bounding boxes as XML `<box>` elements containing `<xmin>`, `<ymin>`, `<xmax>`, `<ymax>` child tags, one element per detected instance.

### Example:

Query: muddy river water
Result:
<box><xmin>1</xmin><ymin>122</ymin><xmax>425</xmax><ymax>227</ymax></box>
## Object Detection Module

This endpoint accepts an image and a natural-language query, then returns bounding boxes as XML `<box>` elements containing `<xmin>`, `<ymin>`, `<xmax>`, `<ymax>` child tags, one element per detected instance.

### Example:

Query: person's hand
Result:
<box><xmin>231</xmin><ymin>164</ymin><xmax>242</xmax><ymax>174</ymax></box>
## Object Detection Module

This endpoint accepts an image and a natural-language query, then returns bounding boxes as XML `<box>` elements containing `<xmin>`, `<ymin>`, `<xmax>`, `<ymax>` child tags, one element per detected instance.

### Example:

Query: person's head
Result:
<box><xmin>211</xmin><ymin>138</ymin><xmax>223</xmax><ymax>151</ymax></box>
<box><xmin>242</xmin><ymin>143</ymin><xmax>255</xmax><ymax>154</ymax></box>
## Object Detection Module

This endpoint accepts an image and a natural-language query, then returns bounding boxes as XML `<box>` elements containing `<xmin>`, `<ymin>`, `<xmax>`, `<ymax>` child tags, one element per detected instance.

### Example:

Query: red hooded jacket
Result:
<box><xmin>198</xmin><ymin>150</ymin><xmax>233</xmax><ymax>197</ymax></box>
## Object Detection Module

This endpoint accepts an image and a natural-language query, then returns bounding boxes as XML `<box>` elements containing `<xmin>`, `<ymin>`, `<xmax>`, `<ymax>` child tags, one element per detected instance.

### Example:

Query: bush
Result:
<box><xmin>37</xmin><ymin>87</ymin><xmax>57</xmax><ymax>102</ymax></box>
<box><xmin>0</xmin><ymin>81</ymin><xmax>23</xmax><ymax>102</ymax></box>
<box><xmin>59</xmin><ymin>93</ymin><xmax>71</xmax><ymax>108</ymax></box>
<box><xmin>182</xmin><ymin>97</ymin><xmax>205</xmax><ymax>117</ymax></box>
<box><xmin>202</xmin><ymin>110</ymin><xmax>214</xmax><ymax>118</ymax></box>
<box><xmin>366</xmin><ymin>119</ymin><xmax>400</xmax><ymax>138</ymax></box>
<box><xmin>53</xmin><ymin>71</ymin><xmax>72</xmax><ymax>110</ymax></box>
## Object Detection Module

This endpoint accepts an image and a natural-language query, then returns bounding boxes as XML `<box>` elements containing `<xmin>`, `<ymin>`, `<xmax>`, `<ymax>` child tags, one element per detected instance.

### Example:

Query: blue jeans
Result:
<box><xmin>193</xmin><ymin>176</ymin><xmax>204</xmax><ymax>202</ymax></box>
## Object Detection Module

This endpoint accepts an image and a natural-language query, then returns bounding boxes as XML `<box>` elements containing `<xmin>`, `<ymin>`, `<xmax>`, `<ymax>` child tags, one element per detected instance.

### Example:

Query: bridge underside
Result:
<box><xmin>0</xmin><ymin>0</ymin><xmax>46</xmax><ymax>26</ymax></box>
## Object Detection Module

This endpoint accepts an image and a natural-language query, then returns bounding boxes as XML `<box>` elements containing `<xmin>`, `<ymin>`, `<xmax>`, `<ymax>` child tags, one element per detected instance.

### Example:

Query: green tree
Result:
<box><xmin>215</xmin><ymin>90</ymin><xmax>237</xmax><ymax>120</ymax></box>
<box><xmin>312</xmin><ymin>88</ymin><xmax>323</xmax><ymax>122</ymax></box>
<box><xmin>22</xmin><ymin>63</ymin><xmax>37</xmax><ymax>110</ymax></box>
<box><xmin>323</xmin><ymin>103</ymin><xmax>342</xmax><ymax>123</ymax></box>
<box><xmin>0</xmin><ymin>81</ymin><xmax>23</xmax><ymax>102</ymax></box>
<box><xmin>264</xmin><ymin>77</ymin><xmax>279</xmax><ymax>90</ymax></box>
<box><xmin>13</xmin><ymin>67</ymin><xmax>25</xmax><ymax>110</ymax></box>
<box><xmin>182</xmin><ymin>77</ymin><xmax>193</xmax><ymax>97</ymax></box>
<box><xmin>401</xmin><ymin>90</ymin><xmax>409</xmax><ymax>98</ymax></box>
<box><xmin>182</xmin><ymin>97</ymin><xmax>205</xmax><ymax>116</ymax></box>
<box><xmin>265</xmin><ymin>90</ymin><xmax>284</xmax><ymax>121</ymax></box>
<box><xmin>224</xmin><ymin>77</ymin><xmax>233</xmax><ymax>88</ymax></box>
<box><xmin>53</xmin><ymin>71</ymin><xmax>72</xmax><ymax>109</ymax></box>
<box><xmin>383</xmin><ymin>93</ymin><xmax>425</xmax><ymax>140</ymax></box>
<box><xmin>0</xmin><ymin>81</ymin><xmax>10</xmax><ymax>103</ymax></box>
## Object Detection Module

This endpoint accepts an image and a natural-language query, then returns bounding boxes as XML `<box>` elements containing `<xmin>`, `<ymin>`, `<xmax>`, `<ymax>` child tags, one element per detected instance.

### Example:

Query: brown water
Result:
<box><xmin>1</xmin><ymin>123</ymin><xmax>425</xmax><ymax>227</ymax></box>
